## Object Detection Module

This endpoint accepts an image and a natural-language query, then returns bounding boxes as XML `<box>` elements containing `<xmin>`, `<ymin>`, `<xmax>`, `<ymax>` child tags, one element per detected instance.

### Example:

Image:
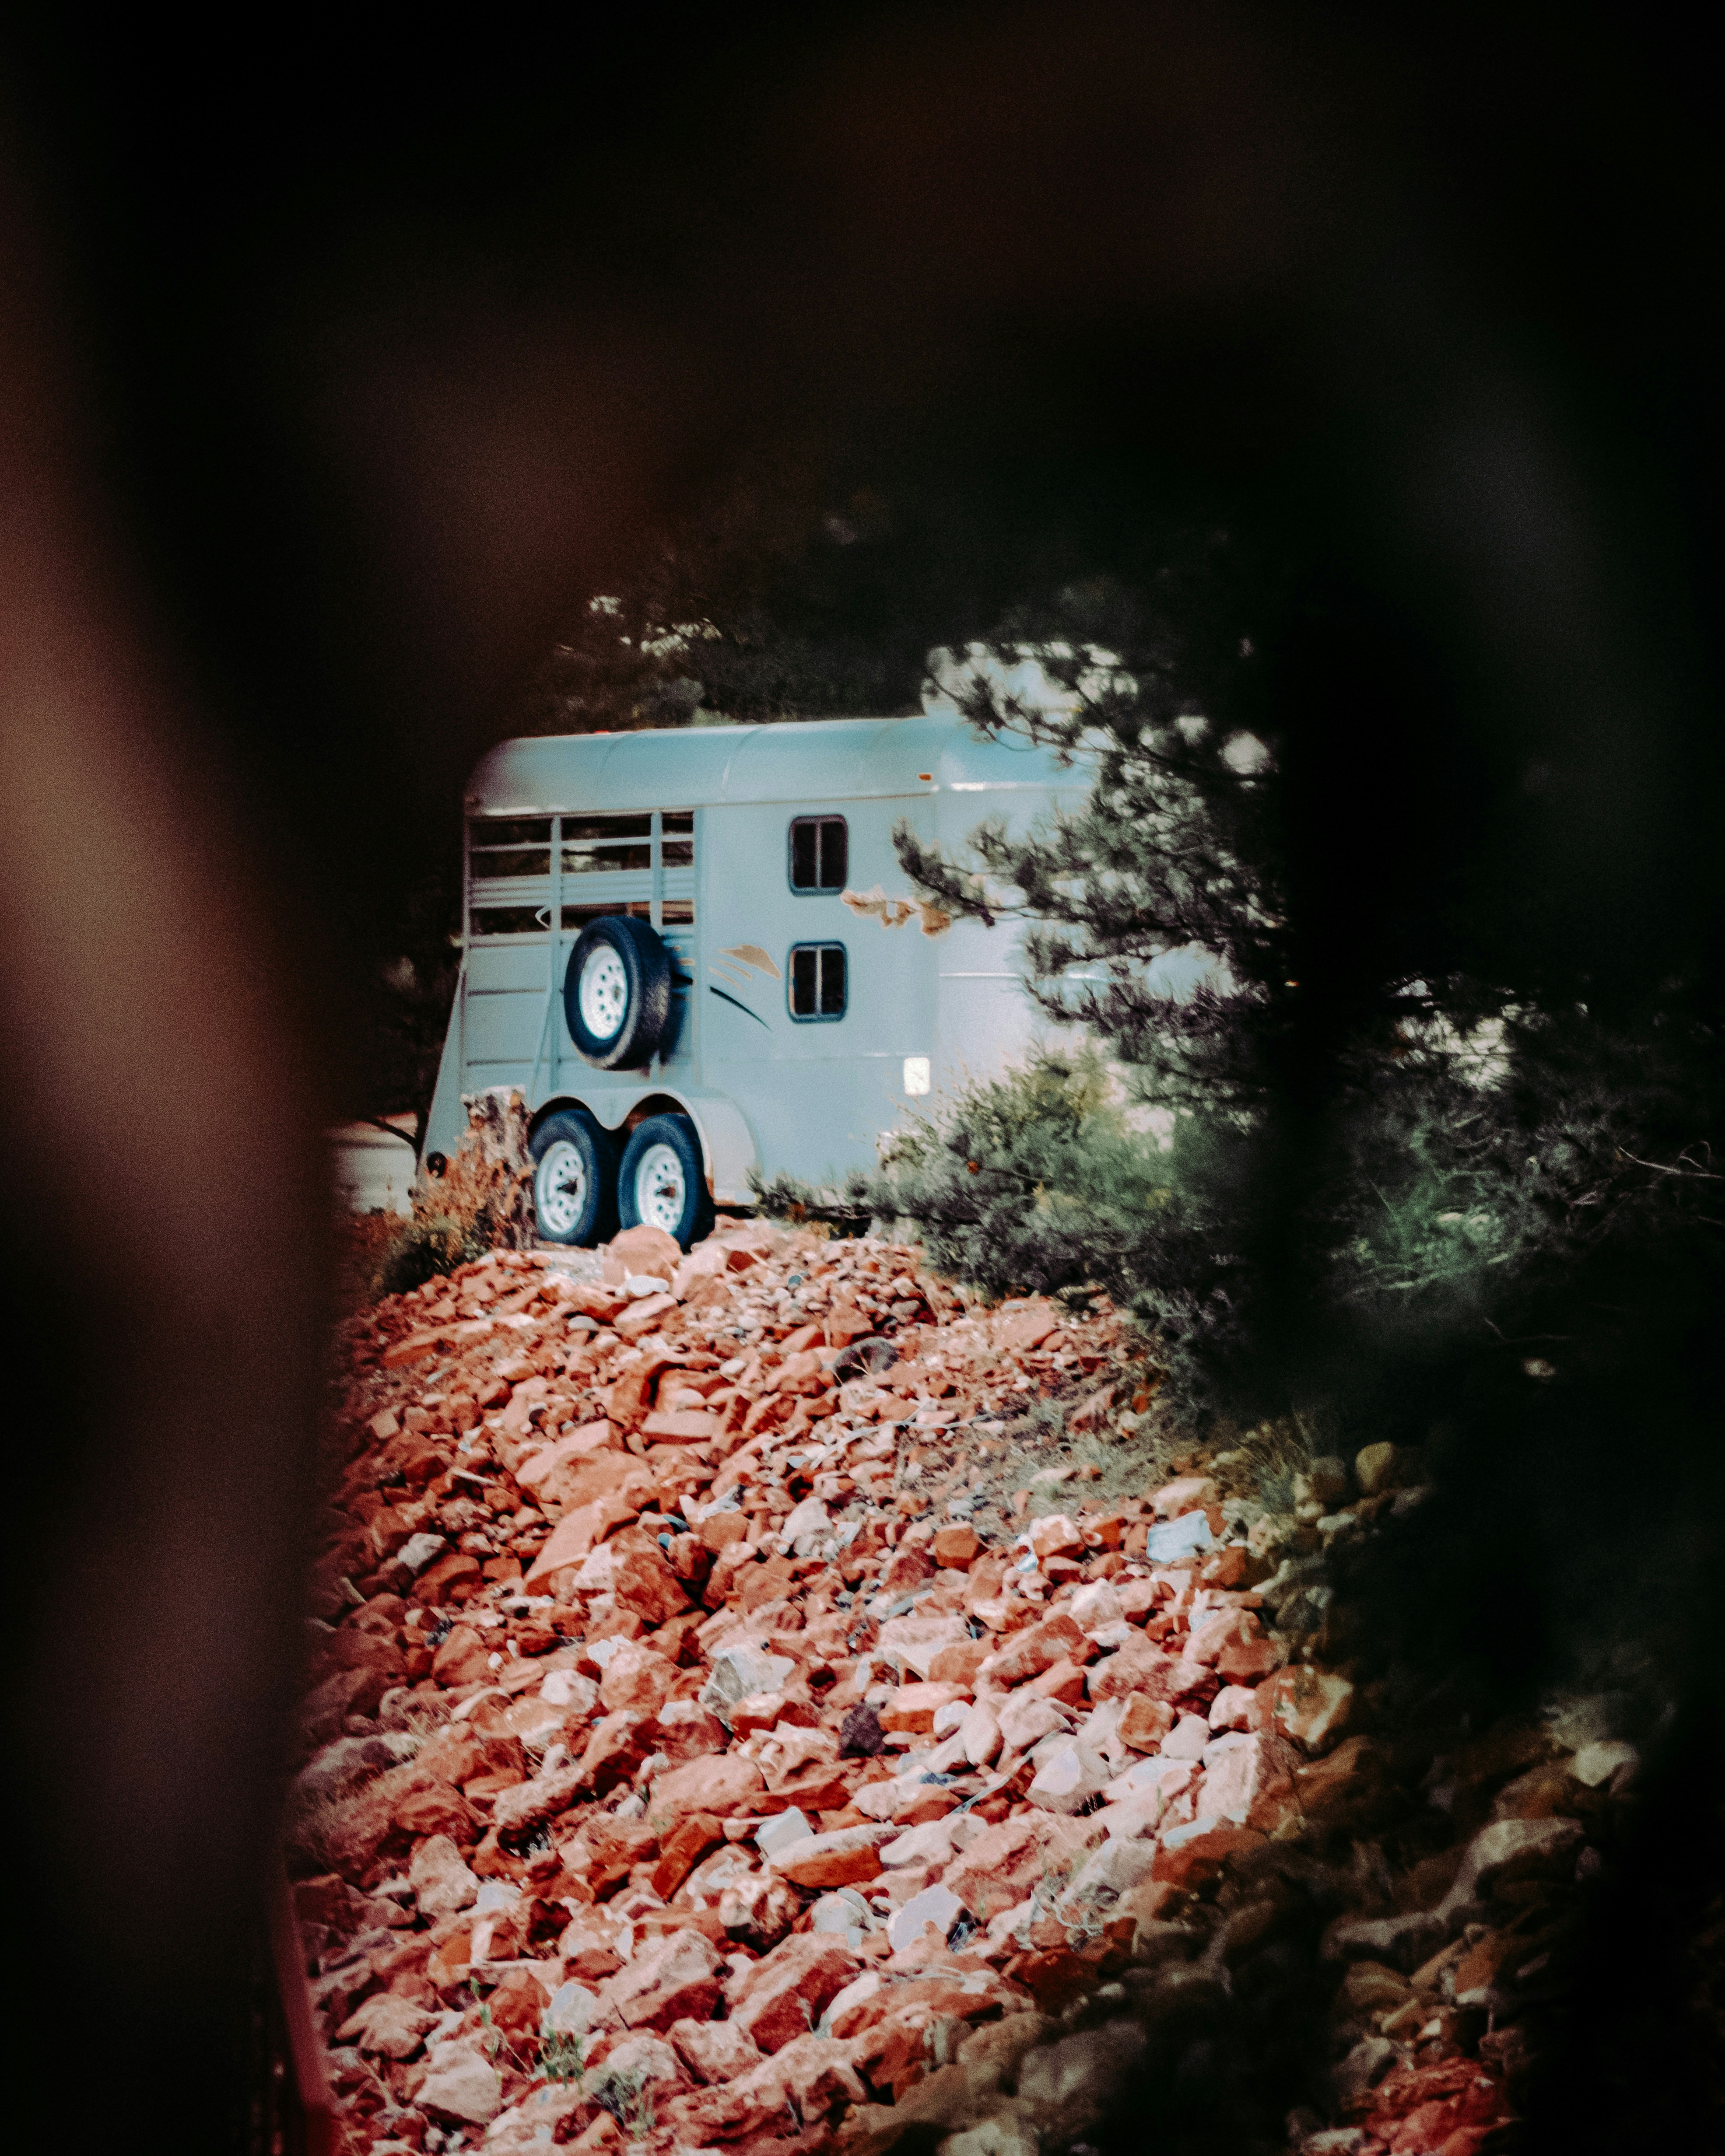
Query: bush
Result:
<box><xmin>862</xmin><ymin>1046</ymin><xmax>1265</xmax><ymax>1409</ymax></box>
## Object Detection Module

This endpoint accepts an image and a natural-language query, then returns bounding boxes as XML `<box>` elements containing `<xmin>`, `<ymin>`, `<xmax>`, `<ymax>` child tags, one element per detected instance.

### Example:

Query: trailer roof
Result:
<box><xmin>465</xmin><ymin>713</ymin><xmax>1085</xmax><ymax>815</ymax></box>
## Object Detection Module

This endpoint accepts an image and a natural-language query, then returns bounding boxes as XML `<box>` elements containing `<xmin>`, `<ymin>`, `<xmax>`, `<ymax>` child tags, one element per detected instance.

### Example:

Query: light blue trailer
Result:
<box><xmin>423</xmin><ymin>713</ymin><xmax>1090</xmax><ymax>1246</ymax></box>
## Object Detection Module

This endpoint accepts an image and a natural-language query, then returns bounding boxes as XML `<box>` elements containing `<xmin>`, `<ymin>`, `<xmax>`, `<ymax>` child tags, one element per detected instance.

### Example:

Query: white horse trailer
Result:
<box><xmin>423</xmin><ymin>714</ymin><xmax>1091</xmax><ymax>1246</ymax></box>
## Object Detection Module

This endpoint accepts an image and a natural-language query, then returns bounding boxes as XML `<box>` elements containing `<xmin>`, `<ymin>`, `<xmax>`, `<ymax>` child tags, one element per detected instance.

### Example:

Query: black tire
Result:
<box><xmin>564</xmin><ymin>916</ymin><xmax>673</xmax><ymax>1070</ymax></box>
<box><xmin>616</xmin><ymin>1113</ymin><xmax>714</xmax><ymax>1250</ymax></box>
<box><xmin>529</xmin><ymin>1108</ymin><xmax>618</xmax><ymax>1246</ymax></box>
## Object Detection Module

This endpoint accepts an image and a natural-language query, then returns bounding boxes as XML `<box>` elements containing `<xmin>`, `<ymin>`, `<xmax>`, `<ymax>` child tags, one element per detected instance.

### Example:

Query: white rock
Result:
<box><xmin>960</xmin><ymin>1701</ymin><xmax>1003</xmax><ymax>1768</ymax></box>
<box><xmin>1208</xmin><ymin>1684</ymin><xmax>1258</xmax><ymax>1731</ymax></box>
<box><xmin>998</xmin><ymin>1694</ymin><xmax>1071</xmax><ymax>1754</ymax></box>
<box><xmin>1066</xmin><ymin>1836</ymin><xmax>1157</xmax><ymax>1901</ymax></box>
<box><xmin>543</xmin><ymin>1979</ymin><xmax>603</xmax><ymax>2036</ymax></box>
<box><xmin>1075</xmin><ymin>1698</ymin><xmax>1128</xmax><ymax>1770</ymax></box>
<box><xmin>932</xmin><ymin>1698</ymin><xmax>971</xmax><ymax>1737</ymax></box>
<box><xmin>810</xmin><ymin>1892</ymin><xmax>870</xmax><ymax>1950</ymax></box>
<box><xmin>880</xmin><ymin>1818</ymin><xmax>957</xmax><ymax>1868</ymax></box>
<box><xmin>417</xmin><ymin>2047</ymin><xmax>503</xmax><ymax>2127</ymax></box>
<box><xmin>1069</xmin><ymin>1582</ymin><xmax>1124</xmax><ymax>1634</ymax></box>
<box><xmin>887</xmin><ymin>1882</ymin><xmax>965</xmax><ymax>1953</ymax></box>
<box><xmin>1144</xmin><ymin>1511</ymin><xmax>1213</xmax><ymax>1564</ymax></box>
<box><xmin>1161</xmin><ymin>1714</ymin><xmax>1212</xmax><ymax>1760</ymax></box>
<box><xmin>778</xmin><ymin>1496</ymin><xmax>831</xmax><ymax>1558</ymax></box>
<box><xmin>704</xmin><ymin>1642</ymin><xmax>796</xmax><ymax>1712</ymax></box>
<box><xmin>1027</xmin><ymin>1740</ymin><xmax>1111</xmax><ymax>1815</ymax></box>
<box><xmin>408</xmin><ymin>1833</ymin><xmax>479</xmax><ymax>1918</ymax></box>
<box><xmin>754</xmin><ymin>1808</ymin><xmax>814</xmax><ymax>1858</ymax></box>
<box><xmin>875</xmin><ymin>1612</ymin><xmax>970</xmax><ymax>1679</ymax></box>
<box><xmin>397</xmin><ymin>1531</ymin><xmax>449</xmax><ymax>1575</ymax></box>
<box><xmin>540</xmin><ymin>1668</ymin><xmax>599</xmax><ymax>1713</ymax></box>
<box><xmin>1571</xmin><ymin>1739</ymin><xmax>1638</xmax><ymax>1788</ymax></box>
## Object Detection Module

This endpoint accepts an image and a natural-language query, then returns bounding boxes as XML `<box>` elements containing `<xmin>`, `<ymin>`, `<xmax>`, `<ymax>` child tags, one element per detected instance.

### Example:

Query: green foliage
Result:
<box><xmin>885</xmin><ymin>568</ymin><xmax>1724</xmax><ymax>1420</ymax></box>
<box><xmin>748</xmin><ymin>1166</ymin><xmax>873</xmax><ymax>1232</ymax></box>
<box><xmin>538</xmin><ymin>2025</ymin><xmax>587</xmax><ymax>2085</ymax></box>
<box><xmin>863</xmin><ymin>1046</ymin><xmax>1259</xmax><ymax>1408</ymax></box>
<box><xmin>367</xmin><ymin>1204</ymin><xmax>495</xmax><ymax>1299</ymax></box>
<box><xmin>592</xmin><ymin>2065</ymin><xmax>657</xmax><ymax>2138</ymax></box>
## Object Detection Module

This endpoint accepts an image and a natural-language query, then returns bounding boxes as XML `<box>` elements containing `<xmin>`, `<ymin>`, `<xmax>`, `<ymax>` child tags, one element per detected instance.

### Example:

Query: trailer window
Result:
<box><xmin>663</xmin><ymin>810</ymin><xmax>695</xmax><ymax>869</ymax></box>
<box><xmin>789</xmin><ymin>942</ymin><xmax>847</xmax><ymax>1020</ymax></box>
<box><xmin>563</xmin><ymin>814</ymin><xmax>652</xmax><ymax>874</ymax></box>
<box><xmin>470</xmin><ymin>819</ymin><xmax>552</xmax><ymax>879</ymax></box>
<box><xmin>471</xmin><ymin>904</ymin><xmax>551</xmax><ymax>936</ymax></box>
<box><xmin>789</xmin><ymin>816</ymin><xmax>847</xmax><ymax>892</ymax></box>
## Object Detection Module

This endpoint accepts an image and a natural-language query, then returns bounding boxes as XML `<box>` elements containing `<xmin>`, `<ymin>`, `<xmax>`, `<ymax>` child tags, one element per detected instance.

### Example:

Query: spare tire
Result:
<box><xmin>564</xmin><ymin>915</ymin><xmax>672</xmax><ymax>1070</ymax></box>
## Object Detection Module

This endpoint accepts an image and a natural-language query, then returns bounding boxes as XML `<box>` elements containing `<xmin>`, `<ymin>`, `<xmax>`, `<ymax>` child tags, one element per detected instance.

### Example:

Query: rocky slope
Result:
<box><xmin>293</xmin><ymin>1217</ymin><xmax>1634</xmax><ymax>2156</ymax></box>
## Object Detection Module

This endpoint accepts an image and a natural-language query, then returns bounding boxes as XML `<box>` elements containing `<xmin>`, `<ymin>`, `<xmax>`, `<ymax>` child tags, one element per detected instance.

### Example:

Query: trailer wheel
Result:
<box><xmin>529</xmin><ymin>1108</ymin><xmax>617</xmax><ymax>1246</ymax></box>
<box><xmin>564</xmin><ymin>916</ymin><xmax>673</xmax><ymax>1070</ymax></box>
<box><xmin>617</xmin><ymin>1113</ymin><xmax>713</xmax><ymax>1250</ymax></box>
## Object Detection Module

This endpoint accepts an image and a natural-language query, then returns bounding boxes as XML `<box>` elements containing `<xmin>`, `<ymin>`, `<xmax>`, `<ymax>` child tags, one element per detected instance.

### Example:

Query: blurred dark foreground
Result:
<box><xmin>0</xmin><ymin>6</ymin><xmax>1718</xmax><ymax>2148</ymax></box>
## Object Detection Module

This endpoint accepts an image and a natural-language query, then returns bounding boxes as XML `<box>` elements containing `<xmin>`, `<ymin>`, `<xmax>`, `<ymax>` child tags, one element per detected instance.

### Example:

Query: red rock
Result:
<box><xmin>383</xmin><ymin>1327</ymin><xmax>449</xmax><ymax>1369</ymax></box>
<box><xmin>879</xmin><ymin>1681</ymin><xmax>968</xmax><ymax>1735</ymax></box>
<box><xmin>568</xmin><ymin>1283</ymin><xmax>631</xmax><ymax>1323</ymax></box>
<box><xmin>994</xmin><ymin>1302</ymin><xmax>1059</xmax><ymax>1352</ymax></box>
<box><xmin>302</xmin><ymin>1663</ymin><xmax>391</xmax><ymax>1740</ymax></box>
<box><xmin>602</xmin><ymin>1926</ymin><xmax>725</xmax><ymax>2032</ymax></box>
<box><xmin>1026</xmin><ymin>1513</ymin><xmax>1085</xmax><ymax>1561</ymax></box>
<box><xmin>877</xmin><ymin>1540</ymin><xmax>935</xmax><ymax>1595</ymax></box>
<box><xmin>1196</xmin><ymin>1732</ymin><xmax>1299</xmax><ymax>1827</ymax></box>
<box><xmin>932</xmin><ymin>1524</ymin><xmax>982</xmax><ymax>1568</ymax></box>
<box><xmin>653</xmin><ymin>1753</ymin><xmax>766</xmax><ymax>1824</ymax></box>
<box><xmin>928</xmin><ymin>1638</ymin><xmax>991</xmax><ymax>1686</ymax></box>
<box><xmin>604</xmin><ymin>1350</ymin><xmax>682</xmax><ymax>1432</ymax></box>
<box><xmin>1150</xmin><ymin>1474</ymin><xmax>1218</xmax><ymax>1519</ymax></box>
<box><xmin>339</xmin><ymin>1993</ymin><xmax>439</xmax><ymax>2058</ymax></box>
<box><xmin>985</xmin><ymin>1611</ymin><xmax>1086</xmax><ymax>1689</ymax></box>
<box><xmin>652</xmin><ymin>1698</ymin><xmax>729</xmax><ymax>1762</ymax></box>
<box><xmin>650</xmin><ymin>1813</ymin><xmax>725</xmax><ymax>1898</ymax></box>
<box><xmin>598</xmin><ymin>1640</ymin><xmax>678</xmax><ymax>1717</ymax></box>
<box><xmin>412</xmin><ymin>1553</ymin><xmax>483</xmax><ymax>1605</ymax></box>
<box><xmin>1084</xmin><ymin>1635</ymin><xmax>1182</xmax><ymax>1704</ymax></box>
<box><xmin>1267</xmin><ymin>1667</ymin><xmax>1357</xmax><ymax>1754</ymax></box>
<box><xmin>747</xmin><ymin>2032</ymin><xmax>868</xmax><ymax>2123</ymax></box>
<box><xmin>1216</xmin><ymin>1623</ymin><xmax>1286</xmax><ymax>1685</ymax></box>
<box><xmin>644</xmin><ymin>1408</ymin><xmax>720</xmax><ymax>1441</ymax></box>
<box><xmin>431</xmin><ymin>1624</ymin><xmax>494</xmax><ymax>1688</ymax></box>
<box><xmin>1026</xmin><ymin>1658</ymin><xmax>1087</xmax><ymax>1708</ymax></box>
<box><xmin>485</xmin><ymin>1965</ymin><xmax>552</xmax><ymax>2038</ymax></box>
<box><xmin>393</xmin><ymin>1782</ymin><xmax>477</xmax><ymax>1843</ymax></box>
<box><xmin>616</xmin><ymin>1294</ymin><xmax>678</xmax><ymax>1339</ymax></box>
<box><xmin>491</xmin><ymin>1759</ymin><xmax>586</xmax><ymax>1835</ymax></box>
<box><xmin>1118</xmin><ymin>1694</ymin><xmax>1177</xmax><ymax>1751</ymax></box>
<box><xmin>729</xmin><ymin>1932</ymin><xmax>861</xmax><ymax>2054</ymax></box>
<box><xmin>608</xmin><ymin>1528</ymin><xmax>692</xmax><ymax>1625</ymax></box>
<box><xmin>943</xmin><ymin>1816</ymin><xmax>1076</xmax><ymax>1922</ymax></box>
<box><xmin>698</xmin><ymin>1510</ymin><xmax>750</xmax><ymax>1554</ymax></box>
<box><xmin>668</xmin><ymin>2016</ymin><xmax>766</xmax><ymax>2085</ymax></box>
<box><xmin>1150</xmin><ymin>1823</ymin><xmax>1266</xmax><ymax>1893</ymax></box>
<box><xmin>1003</xmin><ymin>1946</ymin><xmax>1104</xmax><ymax>2015</ymax></box>
<box><xmin>575</xmin><ymin>1711</ymin><xmax>652</xmax><ymax>1797</ymax></box>
<box><xmin>765</xmin><ymin>1824</ymin><xmax>892</xmax><ymax>1888</ymax></box>
<box><xmin>608</xmin><ymin>1224</ymin><xmax>684</xmax><ymax>1276</ymax></box>
<box><xmin>515</xmin><ymin>1421</ymin><xmax>617</xmax><ymax>1492</ymax></box>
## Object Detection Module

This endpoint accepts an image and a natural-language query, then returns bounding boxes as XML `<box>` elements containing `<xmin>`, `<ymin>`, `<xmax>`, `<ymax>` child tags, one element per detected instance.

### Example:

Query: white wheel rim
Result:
<box><xmin>536</xmin><ymin>1139</ymin><xmax>587</xmax><ymax>1235</ymax></box>
<box><xmin>578</xmin><ymin>945</ymin><xmax>630</xmax><ymax>1039</ymax></box>
<box><xmin>634</xmin><ymin>1142</ymin><xmax>686</xmax><ymax>1235</ymax></box>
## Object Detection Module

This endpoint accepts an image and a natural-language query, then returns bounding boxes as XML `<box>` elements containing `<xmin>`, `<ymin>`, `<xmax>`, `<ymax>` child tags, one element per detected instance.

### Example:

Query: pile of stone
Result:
<box><xmin>293</xmin><ymin>1216</ymin><xmax>1630</xmax><ymax>2156</ymax></box>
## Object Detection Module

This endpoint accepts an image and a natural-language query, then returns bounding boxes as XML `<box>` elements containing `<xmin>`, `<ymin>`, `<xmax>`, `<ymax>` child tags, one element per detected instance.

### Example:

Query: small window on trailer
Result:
<box><xmin>789</xmin><ymin>816</ymin><xmax>847</xmax><ymax>892</ymax></box>
<box><xmin>789</xmin><ymin>943</ymin><xmax>847</xmax><ymax>1020</ymax></box>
